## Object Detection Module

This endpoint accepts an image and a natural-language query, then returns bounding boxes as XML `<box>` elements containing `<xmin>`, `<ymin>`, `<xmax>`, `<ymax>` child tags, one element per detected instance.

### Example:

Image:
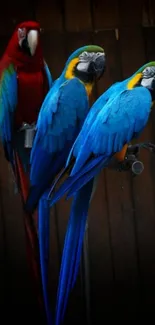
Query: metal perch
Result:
<box><xmin>108</xmin><ymin>142</ymin><xmax>155</xmax><ymax>175</ymax></box>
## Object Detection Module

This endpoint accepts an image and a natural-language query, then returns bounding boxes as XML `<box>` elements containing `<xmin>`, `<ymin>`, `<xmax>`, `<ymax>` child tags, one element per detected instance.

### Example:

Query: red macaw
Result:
<box><xmin>0</xmin><ymin>20</ymin><xmax>52</xmax><ymax>315</ymax></box>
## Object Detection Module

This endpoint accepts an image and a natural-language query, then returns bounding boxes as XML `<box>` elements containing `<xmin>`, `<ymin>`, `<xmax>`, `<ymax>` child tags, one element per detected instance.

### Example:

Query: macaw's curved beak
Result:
<box><xmin>88</xmin><ymin>52</ymin><xmax>106</xmax><ymax>79</ymax></box>
<box><xmin>27</xmin><ymin>30</ymin><xmax>38</xmax><ymax>56</ymax></box>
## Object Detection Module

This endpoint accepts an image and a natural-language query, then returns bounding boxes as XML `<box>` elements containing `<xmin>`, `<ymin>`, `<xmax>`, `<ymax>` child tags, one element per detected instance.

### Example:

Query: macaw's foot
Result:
<box><xmin>108</xmin><ymin>155</ymin><xmax>141</xmax><ymax>174</ymax></box>
<box><xmin>108</xmin><ymin>142</ymin><xmax>155</xmax><ymax>175</ymax></box>
<box><xmin>108</xmin><ymin>146</ymin><xmax>143</xmax><ymax>174</ymax></box>
<box><xmin>120</xmin><ymin>154</ymin><xmax>144</xmax><ymax>176</ymax></box>
<box><xmin>118</xmin><ymin>142</ymin><xmax>155</xmax><ymax>176</ymax></box>
<box><xmin>127</xmin><ymin>142</ymin><xmax>155</xmax><ymax>155</ymax></box>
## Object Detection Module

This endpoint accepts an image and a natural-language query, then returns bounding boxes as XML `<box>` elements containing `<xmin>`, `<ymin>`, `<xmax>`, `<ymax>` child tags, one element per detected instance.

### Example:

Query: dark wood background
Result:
<box><xmin>1</xmin><ymin>0</ymin><xmax>155</xmax><ymax>323</ymax></box>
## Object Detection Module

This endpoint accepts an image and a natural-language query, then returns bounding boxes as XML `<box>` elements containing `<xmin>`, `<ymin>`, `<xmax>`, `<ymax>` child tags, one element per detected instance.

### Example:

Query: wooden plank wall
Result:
<box><xmin>1</xmin><ymin>0</ymin><xmax>155</xmax><ymax>323</ymax></box>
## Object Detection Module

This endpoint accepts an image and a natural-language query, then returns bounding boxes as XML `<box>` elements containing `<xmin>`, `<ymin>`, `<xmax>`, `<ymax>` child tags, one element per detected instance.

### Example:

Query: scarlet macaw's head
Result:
<box><xmin>4</xmin><ymin>21</ymin><xmax>44</xmax><ymax>67</ymax></box>
<box><xmin>17</xmin><ymin>21</ymin><xmax>41</xmax><ymax>56</ymax></box>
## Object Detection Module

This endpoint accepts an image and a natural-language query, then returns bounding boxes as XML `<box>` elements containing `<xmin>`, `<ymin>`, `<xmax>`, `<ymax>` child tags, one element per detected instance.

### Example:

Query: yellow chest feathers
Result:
<box><xmin>84</xmin><ymin>82</ymin><xmax>93</xmax><ymax>97</ymax></box>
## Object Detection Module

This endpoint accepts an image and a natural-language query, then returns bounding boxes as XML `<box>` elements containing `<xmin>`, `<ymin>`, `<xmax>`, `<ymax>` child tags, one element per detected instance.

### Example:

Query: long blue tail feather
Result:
<box><xmin>38</xmin><ymin>195</ymin><xmax>52</xmax><ymax>325</ymax></box>
<box><xmin>55</xmin><ymin>180</ymin><xmax>93</xmax><ymax>325</ymax></box>
<box><xmin>71</xmin><ymin>175</ymin><xmax>98</xmax><ymax>289</ymax></box>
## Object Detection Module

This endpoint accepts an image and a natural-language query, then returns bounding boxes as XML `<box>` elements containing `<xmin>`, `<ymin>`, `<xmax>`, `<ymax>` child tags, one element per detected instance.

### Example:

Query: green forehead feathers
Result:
<box><xmin>81</xmin><ymin>45</ymin><xmax>104</xmax><ymax>54</ymax></box>
<box><xmin>137</xmin><ymin>61</ymin><xmax>155</xmax><ymax>73</ymax></box>
<box><xmin>66</xmin><ymin>45</ymin><xmax>105</xmax><ymax>65</ymax></box>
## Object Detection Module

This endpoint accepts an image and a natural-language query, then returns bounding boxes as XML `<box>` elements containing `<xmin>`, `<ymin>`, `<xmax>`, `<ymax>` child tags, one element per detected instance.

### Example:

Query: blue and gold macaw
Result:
<box><xmin>48</xmin><ymin>62</ymin><xmax>155</xmax><ymax>325</ymax></box>
<box><xmin>25</xmin><ymin>45</ymin><xmax>106</xmax><ymax>325</ymax></box>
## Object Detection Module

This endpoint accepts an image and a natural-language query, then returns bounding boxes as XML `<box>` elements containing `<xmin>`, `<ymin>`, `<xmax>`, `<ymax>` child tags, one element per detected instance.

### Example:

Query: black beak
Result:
<box><xmin>88</xmin><ymin>53</ymin><xmax>106</xmax><ymax>79</ymax></box>
<box><xmin>151</xmin><ymin>78</ymin><xmax>155</xmax><ymax>90</ymax></box>
<box><xmin>149</xmin><ymin>78</ymin><xmax>155</xmax><ymax>101</ymax></box>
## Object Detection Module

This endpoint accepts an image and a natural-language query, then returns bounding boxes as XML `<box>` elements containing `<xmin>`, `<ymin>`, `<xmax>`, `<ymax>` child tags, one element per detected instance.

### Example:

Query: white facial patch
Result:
<box><xmin>141</xmin><ymin>76</ymin><xmax>154</xmax><ymax>88</ymax></box>
<box><xmin>77</xmin><ymin>61</ymin><xmax>90</xmax><ymax>72</ymax></box>
<box><xmin>18</xmin><ymin>28</ymin><xmax>26</xmax><ymax>46</ymax></box>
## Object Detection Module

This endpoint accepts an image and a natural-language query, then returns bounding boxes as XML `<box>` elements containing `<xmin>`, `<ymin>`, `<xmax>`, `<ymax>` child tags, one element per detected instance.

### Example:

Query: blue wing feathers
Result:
<box><xmin>44</xmin><ymin>61</ymin><xmax>53</xmax><ymax>89</ymax></box>
<box><xmin>49</xmin><ymin>155</ymin><xmax>105</xmax><ymax>206</ymax></box>
<box><xmin>33</xmin><ymin>78</ymin><xmax>89</xmax><ymax>154</ymax></box>
<box><xmin>69</xmin><ymin>87</ymin><xmax>151</xmax><ymax>177</ymax></box>
<box><xmin>0</xmin><ymin>63</ymin><xmax>17</xmax><ymax>165</ymax></box>
<box><xmin>49</xmin><ymin>86</ymin><xmax>151</xmax><ymax>204</ymax></box>
<box><xmin>66</xmin><ymin>158</ymin><xmax>108</xmax><ymax>198</ymax></box>
<box><xmin>26</xmin><ymin>145</ymin><xmax>73</xmax><ymax>212</ymax></box>
<box><xmin>27</xmin><ymin>77</ymin><xmax>89</xmax><ymax>212</ymax></box>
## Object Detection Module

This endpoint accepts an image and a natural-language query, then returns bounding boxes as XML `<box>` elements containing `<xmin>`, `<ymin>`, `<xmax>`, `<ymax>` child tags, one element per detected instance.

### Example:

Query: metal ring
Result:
<box><xmin>131</xmin><ymin>160</ymin><xmax>144</xmax><ymax>175</ymax></box>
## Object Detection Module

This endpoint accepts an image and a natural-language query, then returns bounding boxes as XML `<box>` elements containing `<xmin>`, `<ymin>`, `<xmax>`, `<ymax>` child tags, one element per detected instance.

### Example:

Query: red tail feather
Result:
<box><xmin>14</xmin><ymin>151</ymin><xmax>45</xmax><ymax>315</ymax></box>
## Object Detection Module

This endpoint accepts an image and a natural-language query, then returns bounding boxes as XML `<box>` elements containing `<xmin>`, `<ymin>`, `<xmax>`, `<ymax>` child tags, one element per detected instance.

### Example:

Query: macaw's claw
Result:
<box><xmin>118</xmin><ymin>153</ymin><xmax>144</xmax><ymax>175</ymax></box>
<box><xmin>108</xmin><ymin>144</ymin><xmax>145</xmax><ymax>175</ymax></box>
<box><xmin>108</xmin><ymin>142</ymin><xmax>155</xmax><ymax>174</ymax></box>
<box><xmin>127</xmin><ymin>144</ymin><xmax>141</xmax><ymax>157</ymax></box>
<box><xmin>118</xmin><ymin>141</ymin><xmax>155</xmax><ymax>176</ymax></box>
<box><xmin>128</xmin><ymin>142</ymin><xmax>155</xmax><ymax>154</ymax></box>
<box><xmin>141</xmin><ymin>142</ymin><xmax>155</xmax><ymax>153</ymax></box>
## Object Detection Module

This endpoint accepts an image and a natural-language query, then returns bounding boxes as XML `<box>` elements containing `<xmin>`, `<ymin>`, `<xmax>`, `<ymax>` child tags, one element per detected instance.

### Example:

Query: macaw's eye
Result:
<box><xmin>143</xmin><ymin>66</ymin><xmax>155</xmax><ymax>79</ymax></box>
<box><xmin>82</xmin><ymin>51</ymin><xmax>88</xmax><ymax>56</ymax></box>
<box><xmin>79</xmin><ymin>51</ymin><xmax>88</xmax><ymax>59</ymax></box>
<box><xmin>18</xmin><ymin>27</ymin><xmax>27</xmax><ymax>46</ymax></box>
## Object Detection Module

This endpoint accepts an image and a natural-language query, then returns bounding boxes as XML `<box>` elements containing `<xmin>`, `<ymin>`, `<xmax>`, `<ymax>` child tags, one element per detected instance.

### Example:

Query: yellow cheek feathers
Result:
<box><xmin>127</xmin><ymin>73</ymin><xmax>142</xmax><ymax>90</ymax></box>
<box><xmin>65</xmin><ymin>57</ymin><xmax>93</xmax><ymax>97</ymax></box>
<box><xmin>65</xmin><ymin>58</ymin><xmax>79</xmax><ymax>79</ymax></box>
